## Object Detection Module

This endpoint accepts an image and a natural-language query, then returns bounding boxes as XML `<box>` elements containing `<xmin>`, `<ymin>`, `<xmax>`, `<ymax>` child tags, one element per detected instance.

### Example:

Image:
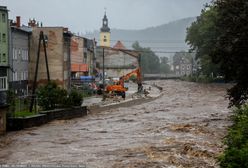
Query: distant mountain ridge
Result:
<box><xmin>85</xmin><ymin>17</ymin><xmax>196</xmax><ymax>57</ymax></box>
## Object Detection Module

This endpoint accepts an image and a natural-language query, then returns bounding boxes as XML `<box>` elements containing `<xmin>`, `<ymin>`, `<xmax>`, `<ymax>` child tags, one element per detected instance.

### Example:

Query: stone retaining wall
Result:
<box><xmin>7</xmin><ymin>106</ymin><xmax>87</xmax><ymax>131</ymax></box>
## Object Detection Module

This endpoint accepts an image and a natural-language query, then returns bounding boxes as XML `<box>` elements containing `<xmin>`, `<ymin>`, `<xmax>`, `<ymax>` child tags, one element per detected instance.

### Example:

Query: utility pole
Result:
<box><xmin>29</xmin><ymin>31</ymin><xmax>50</xmax><ymax>112</ymax></box>
<box><xmin>102</xmin><ymin>47</ymin><xmax>105</xmax><ymax>101</ymax></box>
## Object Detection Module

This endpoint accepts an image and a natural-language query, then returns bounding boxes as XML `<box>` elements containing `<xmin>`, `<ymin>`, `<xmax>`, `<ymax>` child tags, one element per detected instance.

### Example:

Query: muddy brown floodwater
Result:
<box><xmin>0</xmin><ymin>80</ymin><xmax>232</xmax><ymax>168</ymax></box>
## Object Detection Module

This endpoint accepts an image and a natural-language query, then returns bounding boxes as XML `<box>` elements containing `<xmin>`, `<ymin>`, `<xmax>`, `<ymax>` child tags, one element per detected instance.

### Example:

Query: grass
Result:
<box><xmin>14</xmin><ymin>110</ymin><xmax>37</xmax><ymax>118</ymax></box>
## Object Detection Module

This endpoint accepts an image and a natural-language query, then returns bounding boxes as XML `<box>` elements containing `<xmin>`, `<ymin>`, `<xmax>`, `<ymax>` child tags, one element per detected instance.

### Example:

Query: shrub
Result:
<box><xmin>37</xmin><ymin>82</ymin><xmax>84</xmax><ymax>110</ymax></box>
<box><xmin>37</xmin><ymin>82</ymin><xmax>68</xmax><ymax>110</ymax></box>
<box><xmin>67</xmin><ymin>89</ymin><xmax>83</xmax><ymax>106</ymax></box>
<box><xmin>219</xmin><ymin>105</ymin><xmax>248</xmax><ymax>168</ymax></box>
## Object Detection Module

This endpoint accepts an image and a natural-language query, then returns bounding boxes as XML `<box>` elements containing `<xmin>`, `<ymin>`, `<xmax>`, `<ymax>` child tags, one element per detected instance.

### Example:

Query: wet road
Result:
<box><xmin>0</xmin><ymin>80</ymin><xmax>231</xmax><ymax>168</ymax></box>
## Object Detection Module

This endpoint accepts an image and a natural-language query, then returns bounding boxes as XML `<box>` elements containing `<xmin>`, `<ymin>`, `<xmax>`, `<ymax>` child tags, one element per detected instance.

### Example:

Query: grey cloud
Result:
<box><xmin>1</xmin><ymin>0</ymin><xmax>211</xmax><ymax>33</ymax></box>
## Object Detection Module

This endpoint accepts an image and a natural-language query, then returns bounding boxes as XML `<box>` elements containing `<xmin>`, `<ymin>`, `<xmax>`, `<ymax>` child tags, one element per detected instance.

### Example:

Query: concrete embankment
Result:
<box><xmin>84</xmin><ymin>82</ymin><xmax>163</xmax><ymax>114</ymax></box>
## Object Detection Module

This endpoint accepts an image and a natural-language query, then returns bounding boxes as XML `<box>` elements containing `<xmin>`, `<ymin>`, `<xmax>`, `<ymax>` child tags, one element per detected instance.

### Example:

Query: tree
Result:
<box><xmin>186</xmin><ymin>5</ymin><xmax>221</xmax><ymax>77</ymax></box>
<box><xmin>186</xmin><ymin>0</ymin><xmax>248</xmax><ymax>106</ymax></box>
<box><xmin>210</xmin><ymin>0</ymin><xmax>248</xmax><ymax>106</ymax></box>
<box><xmin>132</xmin><ymin>41</ymin><xmax>160</xmax><ymax>74</ymax></box>
<box><xmin>160</xmin><ymin>57</ymin><xmax>171</xmax><ymax>74</ymax></box>
<box><xmin>160</xmin><ymin>57</ymin><xmax>168</xmax><ymax>64</ymax></box>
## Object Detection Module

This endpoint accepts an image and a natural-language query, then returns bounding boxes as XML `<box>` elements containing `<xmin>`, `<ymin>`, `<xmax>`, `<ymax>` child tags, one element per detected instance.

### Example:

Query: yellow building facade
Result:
<box><xmin>100</xmin><ymin>32</ymin><xmax>110</xmax><ymax>47</ymax></box>
<box><xmin>100</xmin><ymin>12</ymin><xmax>111</xmax><ymax>47</ymax></box>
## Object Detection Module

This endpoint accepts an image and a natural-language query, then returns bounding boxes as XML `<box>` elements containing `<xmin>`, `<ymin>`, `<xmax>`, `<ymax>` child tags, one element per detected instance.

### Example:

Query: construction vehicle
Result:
<box><xmin>105</xmin><ymin>68</ymin><xmax>142</xmax><ymax>99</ymax></box>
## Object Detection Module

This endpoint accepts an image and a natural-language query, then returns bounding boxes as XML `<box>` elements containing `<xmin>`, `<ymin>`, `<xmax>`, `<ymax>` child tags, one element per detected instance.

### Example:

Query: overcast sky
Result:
<box><xmin>0</xmin><ymin>0</ymin><xmax>211</xmax><ymax>33</ymax></box>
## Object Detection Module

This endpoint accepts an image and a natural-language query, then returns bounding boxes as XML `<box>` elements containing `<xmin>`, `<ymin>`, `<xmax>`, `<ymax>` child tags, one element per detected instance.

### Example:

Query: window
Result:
<box><xmin>24</xmin><ymin>49</ymin><xmax>28</xmax><ymax>61</ymax></box>
<box><xmin>0</xmin><ymin>68</ymin><xmax>7</xmax><ymax>77</ymax></box>
<box><xmin>26</xmin><ymin>50</ymin><xmax>29</xmax><ymax>61</ymax></box>
<box><xmin>23</xmin><ymin>71</ymin><xmax>25</xmax><ymax>80</ymax></box>
<box><xmin>18</xmin><ymin>49</ymin><xmax>21</xmax><ymax>58</ymax></box>
<box><xmin>103</xmin><ymin>35</ymin><xmax>107</xmax><ymax>42</ymax></box>
<box><xmin>0</xmin><ymin>77</ymin><xmax>8</xmax><ymax>91</ymax></box>
<box><xmin>20</xmin><ymin>72</ymin><xmax>24</xmax><ymax>81</ymax></box>
<box><xmin>13</xmin><ymin>48</ymin><xmax>17</xmax><ymax>60</ymax></box>
<box><xmin>24</xmin><ymin>49</ymin><xmax>27</xmax><ymax>60</ymax></box>
<box><xmin>22</xmin><ymin>49</ymin><xmax>25</xmax><ymax>60</ymax></box>
<box><xmin>2</xmin><ymin>33</ymin><xmax>6</xmax><ymax>43</ymax></box>
<box><xmin>83</xmin><ymin>53</ymin><xmax>87</xmax><ymax>63</ymax></box>
<box><xmin>2</xmin><ymin>14</ymin><xmax>6</xmax><ymax>23</ymax></box>
<box><xmin>13</xmin><ymin>72</ymin><xmax>17</xmax><ymax>81</ymax></box>
<box><xmin>25</xmin><ymin>71</ymin><xmax>28</xmax><ymax>80</ymax></box>
<box><xmin>2</xmin><ymin>54</ymin><xmax>6</xmax><ymax>63</ymax></box>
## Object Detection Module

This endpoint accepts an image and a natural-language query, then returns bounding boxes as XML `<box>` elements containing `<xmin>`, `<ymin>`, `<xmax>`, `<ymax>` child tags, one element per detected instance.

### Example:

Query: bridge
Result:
<box><xmin>143</xmin><ymin>74</ymin><xmax>181</xmax><ymax>80</ymax></box>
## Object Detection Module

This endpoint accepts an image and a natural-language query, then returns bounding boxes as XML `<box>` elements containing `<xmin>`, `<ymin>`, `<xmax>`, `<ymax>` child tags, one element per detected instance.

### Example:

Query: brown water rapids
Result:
<box><xmin>0</xmin><ymin>80</ymin><xmax>232</xmax><ymax>168</ymax></box>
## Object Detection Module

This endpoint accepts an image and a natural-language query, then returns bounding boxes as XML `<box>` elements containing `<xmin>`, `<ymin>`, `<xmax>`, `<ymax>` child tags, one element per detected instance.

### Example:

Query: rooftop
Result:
<box><xmin>113</xmin><ymin>41</ymin><xmax>126</xmax><ymax>50</ymax></box>
<box><xmin>0</xmin><ymin>6</ymin><xmax>8</xmax><ymax>11</ymax></box>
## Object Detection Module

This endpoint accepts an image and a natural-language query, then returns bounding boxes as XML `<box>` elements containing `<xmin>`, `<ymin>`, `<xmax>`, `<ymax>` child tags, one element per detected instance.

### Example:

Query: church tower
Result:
<box><xmin>100</xmin><ymin>11</ymin><xmax>111</xmax><ymax>47</ymax></box>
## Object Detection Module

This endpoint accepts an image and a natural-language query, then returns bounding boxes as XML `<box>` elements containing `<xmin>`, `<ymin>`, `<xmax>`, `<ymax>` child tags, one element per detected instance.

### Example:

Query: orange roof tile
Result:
<box><xmin>113</xmin><ymin>40</ymin><xmax>126</xmax><ymax>49</ymax></box>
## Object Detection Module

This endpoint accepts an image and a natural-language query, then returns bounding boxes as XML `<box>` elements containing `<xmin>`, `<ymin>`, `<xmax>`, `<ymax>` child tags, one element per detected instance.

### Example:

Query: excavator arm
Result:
<box><xmin>106</xmin><ymin>68</ymin><xmax>142</xmax><ymax>98</ymax></box>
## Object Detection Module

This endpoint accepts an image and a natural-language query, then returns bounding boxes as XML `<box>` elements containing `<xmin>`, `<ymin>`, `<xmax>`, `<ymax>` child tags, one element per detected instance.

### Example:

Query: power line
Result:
<box><xmin>95</xmin><ymin>39</ymin><xmax>188</xmax><ymax>44</ymax></box>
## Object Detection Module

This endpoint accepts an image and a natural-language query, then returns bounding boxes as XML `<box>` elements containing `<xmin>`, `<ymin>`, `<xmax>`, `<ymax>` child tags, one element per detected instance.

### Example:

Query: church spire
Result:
<box><xmin>100</xmin><ymin>9</ymin><xmax>111</xmax><ymax>47</ymax></box>
<box><xmin>101</xmin><ymin>10</ymin><xmax>110</xmax><ymax>32</ymax></box>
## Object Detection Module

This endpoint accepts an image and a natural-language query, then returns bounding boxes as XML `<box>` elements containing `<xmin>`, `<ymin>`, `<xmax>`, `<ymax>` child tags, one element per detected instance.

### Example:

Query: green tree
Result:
<box><xmin>187</xmin><ymin>1</ymin><xmax>248</xmax><ymax>106</ymax></box>
<box><xmin>132</xmin><ymin>41</ymin><xmax>160</xmax><ymax>74</ymax></box>
<box><xmin>160</xmin><ymin>57</ymin><xmax>171</xmax><ymax>74</ymax></box>
<box><xmin>160</xmin><ymin>57</ymin><xmax>168</xmax><ymax>64</ymax></box>
<box><xmin>186</xmin><ymin>6</ymin><xmax>221</xmax><ymax>77</ymax></box>
<box><xmin>210</xmin><ymin>0</ymin><xmax>248</xmax><ymax>107</ymax></box>
<box><xmin>67</xmin><ymin>89</ymin><xmax>83</xmax><ymax>106</ymax></box>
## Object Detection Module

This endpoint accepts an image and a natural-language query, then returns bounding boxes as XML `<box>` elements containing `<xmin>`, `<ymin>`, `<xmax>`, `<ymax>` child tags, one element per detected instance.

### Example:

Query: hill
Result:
<box><xmin>85</xmin><ymin>17</ymin><xmax>196</xmax><ymax>57</ymax></box>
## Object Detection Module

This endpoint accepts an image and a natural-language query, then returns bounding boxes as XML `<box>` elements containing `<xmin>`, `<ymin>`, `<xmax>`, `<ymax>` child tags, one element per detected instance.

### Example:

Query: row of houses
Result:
<box><xmin>0</xmin><ymin>6</ymin><xmax>96</xmax><ymax>106</ymax></box>
<box><xmin>0</xmin><ymin>6</ymin><xmax>141</xmax><ymax>107</ymax></box>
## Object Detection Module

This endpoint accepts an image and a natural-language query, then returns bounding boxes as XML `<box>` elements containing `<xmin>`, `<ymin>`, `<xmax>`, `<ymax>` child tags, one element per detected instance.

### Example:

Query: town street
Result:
<box><xmin>0</xmin><ymin>80</ymin><xmax>231</xmax><ymax>168</ymax></box>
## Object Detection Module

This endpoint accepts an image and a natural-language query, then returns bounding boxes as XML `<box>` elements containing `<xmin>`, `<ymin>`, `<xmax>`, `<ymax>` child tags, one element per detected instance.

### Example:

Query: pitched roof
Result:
<box><xmin>113</xmin><ymin>40</ymin><xmax>126</xmax><ymax>50</ymax></box>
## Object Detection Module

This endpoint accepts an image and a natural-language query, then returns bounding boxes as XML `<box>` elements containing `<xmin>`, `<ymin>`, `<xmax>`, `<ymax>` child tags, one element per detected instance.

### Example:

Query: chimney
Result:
<box><xmin>16</xmin><ymin>16</ymin><xmax>21</xmax><ymax>28</ymax></box>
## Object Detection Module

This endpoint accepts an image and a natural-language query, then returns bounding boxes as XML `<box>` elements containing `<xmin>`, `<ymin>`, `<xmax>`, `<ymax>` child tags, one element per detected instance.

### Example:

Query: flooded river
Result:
<box><xmin>0</xmin><ymin>80</ymin><xmax>231</xmax><ymax>168</ymax></box>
